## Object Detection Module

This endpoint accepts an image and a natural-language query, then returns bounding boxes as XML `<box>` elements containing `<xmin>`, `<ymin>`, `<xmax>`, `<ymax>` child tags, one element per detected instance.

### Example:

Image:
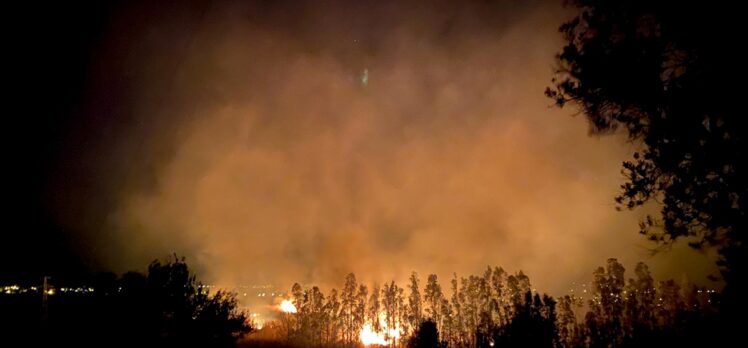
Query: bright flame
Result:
<box><xmin>359</xmin><ymin>313</ymin><xmax>401</xmax><ymax>346</ymax></box>
<box><xmin>279</xmin><ymin>299</ymin><xmax>297</xmax><ymax>313</ymax></box>
<box><xmin>360</xmin><ymin>324</ymin><xmax>388</xmax><ymax>346</ymax></box>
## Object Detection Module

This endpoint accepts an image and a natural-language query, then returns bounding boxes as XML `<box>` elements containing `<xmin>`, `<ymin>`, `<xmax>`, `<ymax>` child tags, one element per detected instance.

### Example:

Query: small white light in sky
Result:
<box><xmin>360</xmin><ymin>68</ymin><xmax>369</xmax><ymax>87</ymax></box>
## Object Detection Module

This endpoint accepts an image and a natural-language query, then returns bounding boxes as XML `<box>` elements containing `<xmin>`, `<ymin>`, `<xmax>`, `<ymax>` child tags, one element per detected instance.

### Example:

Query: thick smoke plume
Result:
<box><xmin>57</xmin><ymin>0</ymin><xmax>716</xmax><ymax>294</ymax></box>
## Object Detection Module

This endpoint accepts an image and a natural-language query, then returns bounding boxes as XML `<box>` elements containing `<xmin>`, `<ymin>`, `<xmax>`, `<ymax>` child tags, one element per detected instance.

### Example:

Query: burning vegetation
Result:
<box><xmin>246</xmin><ymin>259</ymin><xmax>716</xmax><ymax>347</ymax></box>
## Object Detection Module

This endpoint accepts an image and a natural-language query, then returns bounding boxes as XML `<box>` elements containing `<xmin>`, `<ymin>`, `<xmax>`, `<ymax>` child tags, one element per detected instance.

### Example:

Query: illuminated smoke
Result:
<box><xmin>60</xmin><ymin>0</ymin><xmax>718</xmax><ymax>295</ymax></box>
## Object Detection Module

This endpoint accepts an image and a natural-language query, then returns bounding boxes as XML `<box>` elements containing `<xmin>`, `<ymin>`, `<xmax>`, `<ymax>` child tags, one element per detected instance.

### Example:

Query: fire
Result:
<box><xmin>279</xmin><ymin>299</ymin><xmax>297</xmax><ymax>313</ymax></box>
<box><xmin>360</xmin><ymin>324</ymin><xmax>388</xmax><ymax>346</ymax></box>
<box><xmin>359</xmin><ymin>313</ymin><xmax>401</xmax><ymax>346</ymax></box>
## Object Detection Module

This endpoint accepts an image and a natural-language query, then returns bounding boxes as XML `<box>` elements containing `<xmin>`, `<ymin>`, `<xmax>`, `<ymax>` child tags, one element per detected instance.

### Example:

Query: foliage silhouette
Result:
<box><xmin>264</xmin><ymin>261</ymin><xmax>718</xmax><ymax>348</ymax></box>
<box><xmin>127</xmin><ymin>256</ymin><xmax>251</xmax><ymax>347</ymax></box>
<box><xmin>546</xmin><ymin>0</ymin><xmax>747</xmax><ymax>331</ymax></box>
<box><xmin>408</xmin><ymin>319</ymin><xmax>440</xmax><ymax>348</ymax></box>
<box><xmin>1</xmin><ymin>256</ymin><xmax>250</xmax><ymax>347</ymax></box>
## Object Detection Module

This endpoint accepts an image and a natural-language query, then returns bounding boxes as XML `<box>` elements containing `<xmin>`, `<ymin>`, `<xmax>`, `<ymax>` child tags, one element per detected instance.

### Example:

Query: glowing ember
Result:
<box><xmin>279</xmin><ymin>299</ymin><xmax>297</xmax><ymax>313</ymax></box>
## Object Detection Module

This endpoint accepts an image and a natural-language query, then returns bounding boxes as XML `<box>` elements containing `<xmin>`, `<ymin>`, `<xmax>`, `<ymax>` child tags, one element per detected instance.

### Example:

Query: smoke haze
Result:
<box><xmin>52</xmin><ymin>0</ymin><xmax>717</xmax><ymax>294</ymax></box>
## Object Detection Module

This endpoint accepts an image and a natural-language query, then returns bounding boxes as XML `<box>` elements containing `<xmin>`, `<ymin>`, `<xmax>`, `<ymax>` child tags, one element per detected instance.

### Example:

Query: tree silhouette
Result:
<box><xmin>140</xmin><ymin>257</ymin><xmax>250</xmax><ymax>347</ymax></box>
<box><xmin>424</xmin><ymin>274</ymin><xmax>445</xmax><ymax>335</ymax></box>
<box><xmin>489</xmin><ymin>291</ymin><xmax>557</xmax><ymax>348</ymax></box>
<box><xmin>409</xmin><ymin>319</ymin><xmax>440</xmax><ymax>348</ymax></box>
<box><xmin>586</xmin><ymin>258</ymin><xmax>627</xmax><ymax>347</ymax></box>
<box><xmin>268</xmin><ymin>262</ymin><xmax>723</xmax><ymax>348</ymax></box>
<box><xmin>382</xmin><ymin>280</ymin><xmax>405</xmax><ymax>345</ymax></box>
<box><xmin>15</xmin><ymin>256</ymin><xmax>251</xmax><ymax>348</ymax></box>
<box><xmin>449</xmin><ymin>274</ymin><xmax>464</xmax><ymax>346</ymax></box>
<box><xmin>556</xmin><ymin>295</ymin><xmax>582</xmax><ymax>347</ymax></box>
<box><xmin>546</xmin><ymin>0</ymin><xmax>747</xmax><ymax>327</ymax></box>
<box><xmin>292</xmin><ymin>285</ymin><xmax>327</xmax><ymax>346</ymax></box>
<box><xmin>356</xmin><ymin>284</ymin><xmax>369</xmax><ymax>341</ymax></box>
<box><xmin>408</xmin><ymin>272</ymin><xmax>424</xmax><ymax>335</ymax></box>
<box><xmin>323</xmin><ymin>288</ymin><xmax>341</xmax><ymax>346</ymax></box>
<box><xmin>368</xmin><ymin>283</ymin><xmax>382</xmax><ymax>334</ymax></box>
<box><xmin>340</xmin><ymin>273</ymin><xmax>358</xmax><ymax>345</ymax></box>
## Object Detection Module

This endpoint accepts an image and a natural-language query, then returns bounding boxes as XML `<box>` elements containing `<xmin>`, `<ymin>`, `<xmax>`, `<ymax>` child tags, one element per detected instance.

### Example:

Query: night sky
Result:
<box><xmin>5</xmin><ymin>1</ymin><xmax>119</xmax><ymax>281</ymax></box>
<box><xmin>3</xmin><ymin>0</ymin><xmax>718</xmax><ymax>292</ymax></box>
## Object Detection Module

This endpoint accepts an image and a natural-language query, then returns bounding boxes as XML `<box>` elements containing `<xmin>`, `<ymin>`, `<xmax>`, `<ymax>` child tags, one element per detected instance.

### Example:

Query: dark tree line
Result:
<box><xmin>569</xmin><ymin>259</ymin><xmax>716</xmax><ymax>348</ymax></box>
<box><xmin>2</xmin><ymin>256</ymin><xmax>250</xmax><ymax>348</ymax></box>
<box><xmin>268</xmin><ymin>259</ymin><xmax>714</xmax><ymax>347</ymax></box>
<box><xmin>546</xmin><ymin>0</ymin><xmax>746</xmax><ymax>334</ymax></box>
